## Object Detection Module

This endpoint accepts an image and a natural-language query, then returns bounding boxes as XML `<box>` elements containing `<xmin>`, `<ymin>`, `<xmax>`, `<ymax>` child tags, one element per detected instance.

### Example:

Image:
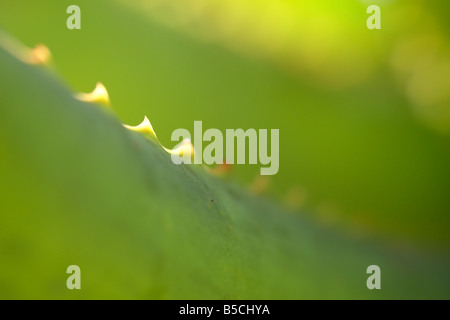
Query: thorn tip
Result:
<box><xmin>75</xmin><ymin>82</ymin><xmax>111</xmax><ymax>107</ymax></box>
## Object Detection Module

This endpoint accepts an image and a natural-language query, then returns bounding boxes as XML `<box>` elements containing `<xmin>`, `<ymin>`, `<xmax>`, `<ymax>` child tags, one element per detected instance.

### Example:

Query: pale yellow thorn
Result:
<box><xmin>163</xmin><ymin>138</ymin><xmax>195</xmax><ymax>157</ymax></box>
<box><xmin>30</xmin><ymin>44</ymin><xmax>52</xmax><ymax>65</ymax></box>
<box><xmin>75</xmin><ymin>82</ymin><xmax>111</xmax><ymax>107</ymax></box>
<box><xmin>124</xmin><ymin>117</ymin><xmax>194</xmax><ymax>158</ymax></box>
<box><xmin>123</xmin><ymin>116</ymin><xmax>158</xmax><ymax>140</ymax></box>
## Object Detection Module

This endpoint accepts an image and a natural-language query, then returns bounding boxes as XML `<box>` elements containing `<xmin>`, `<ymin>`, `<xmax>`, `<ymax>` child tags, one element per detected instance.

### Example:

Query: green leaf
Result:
<box><xmin>0</xmin><ymin>33</ymin><xmax>449</xmax><ymax>299</ymax></box>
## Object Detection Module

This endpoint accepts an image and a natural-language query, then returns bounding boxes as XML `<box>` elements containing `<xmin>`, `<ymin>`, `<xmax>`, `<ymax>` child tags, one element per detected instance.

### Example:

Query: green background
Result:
<box><xmin>0</xmin><ymin>0</ymin><xmax>449</xmax><ymax>299</ymax></box>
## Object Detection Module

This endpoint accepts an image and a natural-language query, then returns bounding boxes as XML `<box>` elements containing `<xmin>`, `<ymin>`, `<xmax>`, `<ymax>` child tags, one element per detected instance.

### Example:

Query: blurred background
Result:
<box><xmin>1</xmin><ymin>0</ymin><xmax>449</xmax><ymax>250</ymax></box>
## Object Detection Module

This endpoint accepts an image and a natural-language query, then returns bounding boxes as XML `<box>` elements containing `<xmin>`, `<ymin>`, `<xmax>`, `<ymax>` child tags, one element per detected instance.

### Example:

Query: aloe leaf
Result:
<box><xmin>1</xmin><ymin>33</ymin><xmax>450</xmax><ymax>299</ymax></box>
